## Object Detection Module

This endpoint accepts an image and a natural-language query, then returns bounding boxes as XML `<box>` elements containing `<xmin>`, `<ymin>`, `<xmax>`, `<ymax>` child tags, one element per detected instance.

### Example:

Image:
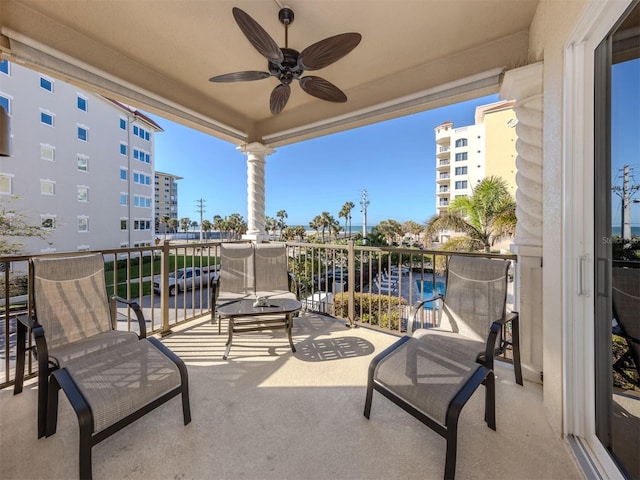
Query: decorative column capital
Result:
<box><xmin>500</xmin><ymin>62</ymin><xmax>543</xmax><ymax>101</ymax></box>
<box><xmin>237</xmin><ymin>142</ymin><xmax>275</xmax><ymax>158</ymax></box>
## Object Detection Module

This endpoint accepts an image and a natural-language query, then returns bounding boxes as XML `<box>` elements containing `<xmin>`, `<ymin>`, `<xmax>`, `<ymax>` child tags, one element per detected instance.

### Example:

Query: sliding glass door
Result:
<box><xmin>594</xmin><ymin>3</ymin><xmax>640</xmax><ymax>478</ymax></box>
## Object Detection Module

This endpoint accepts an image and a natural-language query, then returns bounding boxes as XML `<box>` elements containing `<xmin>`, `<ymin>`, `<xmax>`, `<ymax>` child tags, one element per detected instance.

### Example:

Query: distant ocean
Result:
<box><xmin>611</xmin><ymin>226</ymin><xmax>640</xmax><ymax>237</ymax></box>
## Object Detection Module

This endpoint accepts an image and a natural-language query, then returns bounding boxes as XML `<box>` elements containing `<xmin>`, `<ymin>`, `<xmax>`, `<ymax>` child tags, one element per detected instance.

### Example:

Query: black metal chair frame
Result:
<box><xmin>46</xmin><ymin>336</ymin><xmax>191</xmax><ymax>480</ymax></box>
<box><xmin>364</xmin><ymin>336</ymin><xmax>496</xmax><ymax>480</ymax></box>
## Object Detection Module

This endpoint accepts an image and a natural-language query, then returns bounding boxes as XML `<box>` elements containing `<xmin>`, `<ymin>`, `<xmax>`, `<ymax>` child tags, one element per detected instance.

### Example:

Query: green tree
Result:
<box><xmin>180</xmin><ymin>217</ymin><xmax>191</xmax><ymax>239</ymax></box>
<box><xmin>0</xmin><ymin>197</ymin><xmax>47</xmax><ymax>254</ymax></box>
<box><xmin>168</xmin><ymin>218</ymin><xmax>179</xmax><ymax>234</ymax></box>
<box><xmin>201</xmin><ymin>219</ymin><xmax>212</xmax><ymax>239</ymax></box>
<box><xmin>159</xmin><ymin>215</ymin><xmax>170</xmax><ymax>234</ymax></box>
<box><xmin>276</xmin><ymin>209</ymin><xmax>288</xmax><ymax>239</ymax></box>
<box><xmin>376</xmin><ymin>219</ymin><xmax>403</xmax><ymax>245</ymax></box>
<box><xmin>265</xmin><ymin>216</ymin><xmax>277</xmax><ymax>237</ymax></box>
<box><xmin>339</xmin><ymin>201</ymin><xmax>355</xmax><ymax>239</ymax></box>
<box><xmin>402</xmin><ymin>220</ymin><xmax>423</xmax><ymax>245</ymax></box>
<box><xmin>424</xmin><ymin>176</ymin><xmax>517</xmax><ymax>252</ymax></box>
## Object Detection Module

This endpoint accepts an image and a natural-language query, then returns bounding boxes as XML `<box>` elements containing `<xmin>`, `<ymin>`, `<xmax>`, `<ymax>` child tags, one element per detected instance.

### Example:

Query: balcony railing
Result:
<box><xmin>0</xmin><ymin>241</ymin><xmax>516</xmax><ymax>389</ymax></box>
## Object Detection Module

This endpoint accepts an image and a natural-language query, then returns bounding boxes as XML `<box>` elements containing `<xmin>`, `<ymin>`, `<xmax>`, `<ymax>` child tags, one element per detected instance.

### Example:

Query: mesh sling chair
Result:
<box><xmin>14</xmin><ymin>253</ymin><xmax>144</xmax><ymax>438</ymax></box>
<box><xmin>612</xmin><ymin>264</ymin><xmax>640</xmax><ymax>387</ymax></box>
<box><xmin>364</xmin><ymin>255</ymin><xmax>521</xmax><ymax>479</ymax></box>
<box><xmin>211</xmin><ymin>243</ymin><xmax>255</xmax><ymax>333</ymax></box>
<box><xmin>14</xmin><ymin>253</ymin><xmax>191</xmax><ymax>479</ymax></box>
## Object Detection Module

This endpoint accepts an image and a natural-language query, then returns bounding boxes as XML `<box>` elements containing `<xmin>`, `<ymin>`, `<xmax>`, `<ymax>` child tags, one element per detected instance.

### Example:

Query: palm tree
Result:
<box><xmin>265</xmin><ymin>216</ymin><xmax>277</xmax><ymax>237</ymax></box>
<box><xmin>339</xmin><ymin>201</ymin><xmax>355</xmax><ymax>239</ymax></box>
<box><xmin>168</xmin><ymin>218</ymin><xmax>179</xmax><ymax>234</ymax></box>
<box><xmin>276</xmin><ymin>209</ymin><xmax>288</xmax><ymax>239</ymax></box>
<box><xmin>309</xmin><ymin>216</ymin><xmax>321</xmax><ymax>236</ymax></box>
<box><xmin>180</xmin><ymin>217</ymin><xmax>191</xmax><ymax>239</ymax></box>
<box><xmin>376</xmin><ymin>219</ymin><xmax>403</xmax><ymax>245</ymax></box>
<box><xmin>317</xmin><ymin>211</ymin><xmax>336</xmax><ymax>242</ymax></box>
<box><xmin>201</xmin><ymin>219</ymin><xmax>212</xmax><ymax>239</ymax></box>
<box><xmin>402</xmin><ymin>220</ymin><xmax>423</xmax><ymax>245</ymax></box>
<box><xmin>424</xmin><ymin>176</ymin><xmax>516</xmax><ymax>252</ymax></box>
<box><xmin>159</xmin><ymin>215</ymin><xmax>170</xmax><ymax>234</ymax></box>
<box><xmin>212</xmin><ymin>215</ymin><xmax>224</xmax><ymax>240</ymax></box>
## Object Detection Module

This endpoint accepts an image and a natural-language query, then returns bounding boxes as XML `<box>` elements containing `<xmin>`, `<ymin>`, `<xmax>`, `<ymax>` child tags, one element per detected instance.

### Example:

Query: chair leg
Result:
<box><xmin>286</xmin><ymin>313</ymin><xmax>296</xmax><ymax>353</ymax></box>
<box><xmin>223</xmin><ymin>319</ymin><xmax>234</xmax><ymax>360</ymax></box>
<box><xmin>46</xmin><ymin>373</ymin><xmax>61</xmax><ymax>437</ymax></box>
<box><xmin>363</xmin><ymin>379</ymin><xmax>374</xmax><ymax>419</ymax></box>
<box><xmin>37</xmin><ymin>363</ymin><xmax>49</xmax><ymax>438</ymax></box>
<box><xmin>512</xmin><ymin>316</ymin><xmax>523</xmax><ymax>386</ymax></box>
<box><xmin>484</xmin><ymin>371</ymin><xmax>496</xmax><ymax>431</ymax></box>
<box><xmin>444</xmin><ymin>417</ymin><xmax>458</xmax><ymax>480</ymax></box>
<box><xmin>13</xmin><ymin>320</ymin><xmax>26</xmax><ymax>395</ymax></box>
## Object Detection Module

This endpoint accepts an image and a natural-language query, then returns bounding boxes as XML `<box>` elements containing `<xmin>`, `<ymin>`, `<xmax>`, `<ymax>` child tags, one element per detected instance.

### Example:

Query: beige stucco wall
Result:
<box><xmin>484</xmin><ymin>107</ymin><xmax>518</xmax><ymax>198</ymax></box>
<box><xmin>528</xmin><ymin>0</ymin><xmax>590</xmax><ymax>435</ymax></box>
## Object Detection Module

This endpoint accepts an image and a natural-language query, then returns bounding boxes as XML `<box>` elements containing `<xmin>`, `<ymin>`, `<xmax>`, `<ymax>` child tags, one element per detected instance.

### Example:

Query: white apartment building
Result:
<box><xmin>154</xmin><ymin>171</ymin><xmax>182</xmax><ymax>234</ymax></box>
<box><xmin>434</xmin><ymin>100</ymin><xmax>517</xmax><ymax>216</ymax></box>
<box><xmin>0</xmin><ymin>60</ymin><xmax>163</xmax><ymax>254</ymax></box>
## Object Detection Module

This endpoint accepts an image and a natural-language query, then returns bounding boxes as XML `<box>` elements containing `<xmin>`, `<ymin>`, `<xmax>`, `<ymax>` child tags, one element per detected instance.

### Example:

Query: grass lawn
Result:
<box><xmin>104</xmin><ymin>253</ymin><xmax>218</xmax><ymax>298</ymax></box>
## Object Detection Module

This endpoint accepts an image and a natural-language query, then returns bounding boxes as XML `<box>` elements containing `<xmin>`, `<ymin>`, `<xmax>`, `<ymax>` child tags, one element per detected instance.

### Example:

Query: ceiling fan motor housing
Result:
<box><xmin>269</xmin><ymin>48</ymin><xmax>301</xmax><ymax>84</ymax></box>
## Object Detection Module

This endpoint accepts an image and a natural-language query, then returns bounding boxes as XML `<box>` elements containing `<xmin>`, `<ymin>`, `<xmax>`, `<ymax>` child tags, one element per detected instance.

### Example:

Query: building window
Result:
<box><xmin>77</xmin><ymin>126</ymin><xmax>88</xmax><ymax>142</ymax></box>
<box><xmin>120</xmin><ymin>193</ymin><xmax>128</xmax><ymax>206</ymax></box>
<box><xmin>133</xmin><ymin>172</ymin><xmax>151</xmax><ymax>185</ymax></box>
<box><xmin>41</xmin><ymin>216</ymin><xmax>56</xmax><ymax>229</ymax></box>
<box><xmin>40</xmin><ymin>111</ymin><xmax>54</xmax><ymax>127</ymax></box>
<box><xmin>0</xmin><ymin>173</ymin><xmax>13</xmax><ymax>194</ymax></box>
<box><xmin>77</xmin><ymin>95</ymin><xmax>88</xmax><ymax>111</ymax></box>
<box><xmin>454</xmin><ymin>181</ymin><xmax>468</xmax><ymax>190</ymax></box>
<box><xmin>78</xmin><ymin>217</ymin><xmax>89</xmax><ymax>232</ymax></box>
<box><xmin>77</xmin><ymin>186</ymin><xmax>88</xmax><ymax>202</ymax></box>
<box><xmin>455</xmin><ymin>152</ymin><xmax>467</xmax><ymax>162</ymax></box>
<box><xmin>133</xmin><ymin>148</ymin><xmax>150</xmax><ymax>163</ymax></box>
<box><xmin>454</xmin><ymin>166</ymin><xmax>468</xmax><ymax>175</ymax></box>
<box><xmin>40</xmin><ymin>145</ymin><xmax>55</xmax><ymax>162</ymax></box>
<box><xmin>0</xmin><ymin>95</ymin><xmax>10</xmax><ymax>114</ymax></box>
<box><xmin>120</xmin><ymin>168</ymin><xmax>128</xmax><ymax>181</ymax></box>
<box><xmin>120</xmin><ymin>143</ymin><xmax>127</xmax><ymax>155</ymax></box>
<box><xmin>0</xmin><ymin>59</ymin><xmax>9</xmax><ymax>75</ymax></box>
<box><xmin>133</xmin><ymin>195</ymin><xmax>152</xmax><ymax>208</ymax></box>
<box><xmin>77</xmin><ymin>156</ymin><xmax>88</xmax><ymax>172</ymax></box>
<box><xmin>134</xmin><ymin>219</ymin><xmax>152</xmax><ymax>231</ymax></box>
<box><xmin>120</xmin><ymin>118</ymin><xmax>127</xmax><ymax>130</ymax></box>
<box><xmin>40</xmin><ymin>180</ymin><xmax>56</xmax><ymax>195</ymax></box>
<box><xmin>455</xmin><ymin>138</ymin><xmax>468</xmax><ymax>147</ymax></box>
<box><xmin>40</xmin><ymin>77</ymin><xmax>54</xmax><ymax>92</ymax></box>
<box><xmin>120</xmin><ymin>219</ymin><xmax>128</xmax><ymax>230</ymax></box>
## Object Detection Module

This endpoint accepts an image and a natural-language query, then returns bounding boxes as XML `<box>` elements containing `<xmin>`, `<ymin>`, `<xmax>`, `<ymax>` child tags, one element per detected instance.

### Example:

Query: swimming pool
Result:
<box><xmin>415</xmin><ymin>279</ymin><xmax>446</xmax><ymax>308</ymax></box>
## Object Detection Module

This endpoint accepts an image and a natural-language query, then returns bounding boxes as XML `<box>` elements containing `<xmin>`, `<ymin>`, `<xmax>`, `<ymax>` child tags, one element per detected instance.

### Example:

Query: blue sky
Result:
<box><xmin>150</xmin><ymin>94</ymin><xmax>500</xmax><ymax>227</ymax></box>
<box><xmin>611</xmin><ymin>57</ymin><xmax>640</xmax><ymax>229</ymax></box>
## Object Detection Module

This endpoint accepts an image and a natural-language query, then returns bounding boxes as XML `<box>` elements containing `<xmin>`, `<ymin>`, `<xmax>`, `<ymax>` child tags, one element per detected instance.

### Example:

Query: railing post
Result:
<box><xmin>160</xmin><ymin>240</ymin><xmax>172</xmax><ymax>336</ymax></box>
<box><xmin>347</xmin><ymin>241</ymin><xmax>356</xmax><ymax>327</ymax></box>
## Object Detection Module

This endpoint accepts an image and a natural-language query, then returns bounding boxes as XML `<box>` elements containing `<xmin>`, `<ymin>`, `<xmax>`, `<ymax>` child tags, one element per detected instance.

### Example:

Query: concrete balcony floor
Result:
<box><xmin>1</xmin><ymin>313</ymin><xmax>582</xmax><ymax>479</ymax></box>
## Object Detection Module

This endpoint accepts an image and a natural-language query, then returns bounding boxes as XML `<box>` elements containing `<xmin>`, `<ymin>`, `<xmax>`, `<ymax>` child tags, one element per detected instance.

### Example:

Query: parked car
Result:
<box><xmin>153</xmin><ymin>266</ymin><xmax>217</xmax><ymax>296</ymax></box>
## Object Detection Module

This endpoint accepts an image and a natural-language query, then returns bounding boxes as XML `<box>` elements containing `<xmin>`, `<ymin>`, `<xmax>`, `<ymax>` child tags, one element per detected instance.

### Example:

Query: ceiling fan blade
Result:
<box><xmin>298</xmin><ymin>33</ymin><xmax>362</xmax><ymax>70</ymax></box>
<box><xmin>270</xmin><ymin>84</ymin><xmax>291</xmax><ymax>115</ymax></box>
<box><xmin>209</xmin><ymin>71</ymin><xmax>271</xmax><ymax>82</ymax></box>
<box><xmin>299</xmin><ymin>76</ymin><xmax>347</xmax><ymax>102</ymax></box>
<box><xmin>232</xmin><ymin>7</ymin><xmax>284</xmax><ymax>65</ymax></box>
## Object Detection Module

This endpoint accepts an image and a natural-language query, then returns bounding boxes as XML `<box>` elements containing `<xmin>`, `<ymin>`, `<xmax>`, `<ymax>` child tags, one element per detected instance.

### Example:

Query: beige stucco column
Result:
<box><xmin>238</xmin><ymin>142</ymin><xmax>274</xmax><ymax>242</ymax></box>
<box><xmin>500</xmin><ymin>62</ymin><xmax>544</xmax><ymax>383</ymax></box>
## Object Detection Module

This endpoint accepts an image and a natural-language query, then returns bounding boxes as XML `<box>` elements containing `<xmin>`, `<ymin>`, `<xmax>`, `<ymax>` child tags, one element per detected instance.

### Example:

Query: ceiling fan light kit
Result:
<box><xmin>210</xmin><ymin>7</ymin><xmax>361</xmax><ymax>115</ymax></box>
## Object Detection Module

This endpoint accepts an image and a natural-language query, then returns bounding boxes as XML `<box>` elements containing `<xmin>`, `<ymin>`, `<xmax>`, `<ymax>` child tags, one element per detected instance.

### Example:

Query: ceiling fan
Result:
<box><xmin>209</xmin><ymin>7</ymin><xmax>362</xmax><ymax>115</ymax></box>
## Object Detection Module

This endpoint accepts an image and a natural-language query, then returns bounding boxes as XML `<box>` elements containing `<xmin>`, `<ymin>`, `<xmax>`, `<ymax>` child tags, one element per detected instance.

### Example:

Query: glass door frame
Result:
<box><xmin>563</xmin><ymin>0</ymin><xmax>635</xmax><ymax>477</ymax></box>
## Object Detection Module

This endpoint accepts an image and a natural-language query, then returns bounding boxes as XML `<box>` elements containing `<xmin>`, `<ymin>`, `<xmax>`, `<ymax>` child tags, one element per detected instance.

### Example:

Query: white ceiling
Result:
<box><xmin>0</xmin><ymin>0</ymin><xmax>540</xmax><ymax>146</ymax></box>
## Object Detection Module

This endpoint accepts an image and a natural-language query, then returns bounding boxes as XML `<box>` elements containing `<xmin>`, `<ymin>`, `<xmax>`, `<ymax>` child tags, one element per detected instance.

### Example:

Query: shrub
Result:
<box><xmin>333</xmin><ymin>292</ymin><xmax>406</xmax><ymax>330</ymax></box>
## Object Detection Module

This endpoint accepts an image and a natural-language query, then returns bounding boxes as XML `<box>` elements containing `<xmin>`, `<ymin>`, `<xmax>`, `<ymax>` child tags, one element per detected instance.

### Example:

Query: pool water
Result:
<box><xmin>416</xmin><ymin>280</ymin><xmax>446</xmax><ymax>308</ymax></box>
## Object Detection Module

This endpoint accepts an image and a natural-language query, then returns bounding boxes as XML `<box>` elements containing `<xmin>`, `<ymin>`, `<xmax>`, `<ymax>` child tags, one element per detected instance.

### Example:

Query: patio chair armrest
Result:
<box><xmin>111</xmin><ymin>296</ymin><xmax>147</xmax><ymax>339</ymax></box>
<box><xmin>407</xmin><ymin>295</ymin><xmax>443</xmax><ymax>333</ymax></box>
<box><xmin>14</xmin><ymin>314</ymin><xmax>47</xmax><ymax>395</ymax></box>
<box><xmin>17</xmin><ymin>313</ymin><xmax>38</xmax><ymax>330</ymax></box>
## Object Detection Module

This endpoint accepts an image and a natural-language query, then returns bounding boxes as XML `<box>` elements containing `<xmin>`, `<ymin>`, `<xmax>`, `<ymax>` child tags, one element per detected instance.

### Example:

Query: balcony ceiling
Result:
<box><xmin>0</xmin><ymin>0</ymin><xmax>539</xmax><ymax>146</ymax></box>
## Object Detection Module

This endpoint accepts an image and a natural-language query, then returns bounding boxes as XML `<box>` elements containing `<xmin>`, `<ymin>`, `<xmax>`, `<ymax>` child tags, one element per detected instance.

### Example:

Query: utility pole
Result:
<box><xmin>360</xmin><ymin>189</ymin><xmax>369</xmax><ymax>245</ymax></box>
<box><xmin>613</xmin><ymin>165</ymin><xmax>639</xmax><ymax>241</ymax></box>
<box><xmin>195</xmin><ymin>198</ymin><xmax>206</xmax><ymax>241</ymax></box>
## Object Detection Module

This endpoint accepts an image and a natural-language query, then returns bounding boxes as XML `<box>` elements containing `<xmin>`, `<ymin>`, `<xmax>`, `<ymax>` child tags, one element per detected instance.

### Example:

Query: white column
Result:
<box><xmin>238</xmin><ymin>142</ymin><xmax>274</xmax><ymax>242</ymax></box>
<box><xmin>500</xmin><ymin>62</ymin><xmax>544</xmax><ymax>383</ymax></box>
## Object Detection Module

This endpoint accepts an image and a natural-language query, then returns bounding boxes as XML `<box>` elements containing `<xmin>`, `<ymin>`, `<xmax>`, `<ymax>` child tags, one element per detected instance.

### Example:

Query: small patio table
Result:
<box><xmin>217</xmin><ymin>298</ymin><xmax>302</xmax><ymax>359</ymax></box>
